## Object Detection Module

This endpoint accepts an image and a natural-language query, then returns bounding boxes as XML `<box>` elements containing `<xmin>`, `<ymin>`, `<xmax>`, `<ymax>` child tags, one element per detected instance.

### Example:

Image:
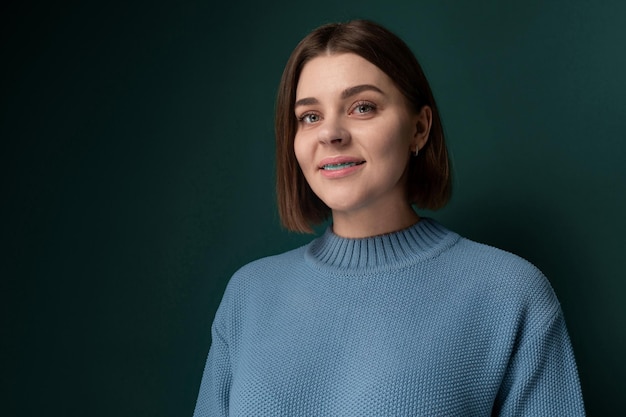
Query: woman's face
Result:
<box><xmin>293</xmin><ymin>53</ymin><xmax>430</xmax><ymax>224</ymax></box>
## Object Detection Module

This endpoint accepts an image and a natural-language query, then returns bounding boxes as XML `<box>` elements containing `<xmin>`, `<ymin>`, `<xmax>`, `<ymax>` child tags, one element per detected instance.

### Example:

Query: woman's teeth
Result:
<box><xmin>322</xmin><ymin>161</ymin><xmax>364</xmax><ymax>170</ymax></box>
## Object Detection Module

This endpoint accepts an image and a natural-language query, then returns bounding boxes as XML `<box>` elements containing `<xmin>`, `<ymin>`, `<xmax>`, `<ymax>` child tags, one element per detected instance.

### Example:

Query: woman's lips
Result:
<box><xmin>320</xmin><ymin>161</ymin><xmax>366</xmax><ymax>170</ymax></box>
<box><xmin>318</xmin><ymin>156</ymin><xmax>366</xmax><ymax>178</ymax></box>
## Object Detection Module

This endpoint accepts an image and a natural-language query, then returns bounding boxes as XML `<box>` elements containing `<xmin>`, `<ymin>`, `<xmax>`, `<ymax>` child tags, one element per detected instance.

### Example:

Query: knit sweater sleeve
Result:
<box><xmin>192</xmin><ymin>296</ymin><xmax>232</xmax><ymax>417</ymax></box>
<box><xmin>493</xmin><ymin>305</ymin><xmax>585</xmax><ymax>416</ymax></box>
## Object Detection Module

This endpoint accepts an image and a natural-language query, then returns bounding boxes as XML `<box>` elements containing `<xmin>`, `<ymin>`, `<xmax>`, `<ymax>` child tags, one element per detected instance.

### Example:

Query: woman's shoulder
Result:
<box><xmin>234</xmin><ymin>245</ymin><xmax>307</xmax><ymax>275</ymax></box>
<box><xmin>222</xmin><ymin>244</ymin><xmax>309</xmax><ymax>293</ymax></box>
<box><xmin>446</xmin><ymin>234</ymin><xmax>560</xmax><ymax>313</ymax></box>
<box><xmin>453</xmin><ymin>236</ymin><xmax>541</xmax><ymax>272</ymax></box>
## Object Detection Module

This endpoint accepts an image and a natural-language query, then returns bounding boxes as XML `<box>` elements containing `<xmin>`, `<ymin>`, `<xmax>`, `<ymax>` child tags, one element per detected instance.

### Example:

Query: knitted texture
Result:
<box><xmin>193</xmin><ymin>219</ymin><xmax>585</xmax><ymax>416</ymax></box>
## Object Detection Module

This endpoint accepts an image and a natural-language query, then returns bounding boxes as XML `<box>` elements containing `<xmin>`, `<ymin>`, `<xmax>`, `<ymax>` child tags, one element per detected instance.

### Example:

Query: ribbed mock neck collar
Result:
<box><xmin>305</xmin><ymin>218</ymin><xmax>459</xmax><ymax>274</ymax></box>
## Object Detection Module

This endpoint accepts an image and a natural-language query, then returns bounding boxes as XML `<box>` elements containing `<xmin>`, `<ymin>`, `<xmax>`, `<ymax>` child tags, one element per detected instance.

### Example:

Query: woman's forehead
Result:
<box><xmin>296</xmin><ymin>53</ymin><xmax>393</xmax><ymax>100</ymax></box>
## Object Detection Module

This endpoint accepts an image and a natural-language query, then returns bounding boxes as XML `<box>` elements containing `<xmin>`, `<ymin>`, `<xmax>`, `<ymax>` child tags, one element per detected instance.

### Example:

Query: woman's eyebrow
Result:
<box><xmin>341</xmin><ymin>84</ymin><xmax>384</xmax><ymax>99</ymax></box>
<box><xmin>294</xmin><ymin>84</ymin><xmax>384</xmax><ymax>108</ymax></box>
<box><xmin>294</xmin><ymin>97</ymin><xmax>319</xmax><ymax>108</ymax></box>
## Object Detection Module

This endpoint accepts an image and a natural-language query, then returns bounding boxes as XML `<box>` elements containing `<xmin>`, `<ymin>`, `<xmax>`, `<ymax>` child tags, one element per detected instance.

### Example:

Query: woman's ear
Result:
<box><xmin>412</xmin><ymin>105</ymin><xmax>432</xmax><ymax>152</ymax></box>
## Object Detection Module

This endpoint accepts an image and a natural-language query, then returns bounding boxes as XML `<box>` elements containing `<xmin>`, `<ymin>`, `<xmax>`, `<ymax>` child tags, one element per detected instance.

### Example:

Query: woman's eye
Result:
<box><xmin>299</xmin><ymin>113</ymin><xmax>320</xmax><ymax>124</ymax></box>
<box><xmin>352</xmin><ymin>102</ymin><xmax>376</xmax><ymax>115</ymax></box>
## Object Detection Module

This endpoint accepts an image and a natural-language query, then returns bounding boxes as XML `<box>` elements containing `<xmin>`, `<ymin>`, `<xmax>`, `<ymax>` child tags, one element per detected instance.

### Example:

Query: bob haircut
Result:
<box><xmin>276</xmin><ymin>19</ymin><xmax>452</xmax><ymax>233</ymax></box>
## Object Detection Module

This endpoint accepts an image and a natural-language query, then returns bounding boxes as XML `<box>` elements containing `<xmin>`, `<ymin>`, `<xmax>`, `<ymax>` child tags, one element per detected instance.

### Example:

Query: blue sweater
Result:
<box><xmin>194</xmin><ymin>219</ymin><xmax>584</xmax><ymax>416</ymax></box>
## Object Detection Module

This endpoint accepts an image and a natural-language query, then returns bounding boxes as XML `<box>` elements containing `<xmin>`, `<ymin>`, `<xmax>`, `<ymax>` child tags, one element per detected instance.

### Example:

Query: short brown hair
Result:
<box><xmin>275</xmin><ymin>20</ymin><xmax>452</xmax><ymax>233</ymax></box>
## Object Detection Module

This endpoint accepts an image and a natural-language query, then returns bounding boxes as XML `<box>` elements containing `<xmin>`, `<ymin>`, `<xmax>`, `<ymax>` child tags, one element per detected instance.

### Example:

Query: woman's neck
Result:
<box><xmin>331</xmin><ymin>203</ymin><xmax>420</xmax><ymax>238</ymax></box>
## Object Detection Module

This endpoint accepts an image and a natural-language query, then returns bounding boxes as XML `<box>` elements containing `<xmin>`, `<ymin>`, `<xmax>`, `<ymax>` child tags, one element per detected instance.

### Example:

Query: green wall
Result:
<box><xmin>3</xmin><ymin>1</ymin><xmax>625</xmax><ymax>415</ymax></box>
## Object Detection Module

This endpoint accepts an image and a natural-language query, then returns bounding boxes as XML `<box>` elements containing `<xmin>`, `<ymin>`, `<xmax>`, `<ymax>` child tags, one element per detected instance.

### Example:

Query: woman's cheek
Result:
<box><xmin>293</xmin><ymin>134</ymin><xmax>311</xmax><ymax>171</ymax></box>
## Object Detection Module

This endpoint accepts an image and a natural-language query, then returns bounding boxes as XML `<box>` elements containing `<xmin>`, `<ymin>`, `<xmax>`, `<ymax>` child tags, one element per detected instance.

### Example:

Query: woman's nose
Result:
<box><xmin>317</xmin><ymin>116</ymin><xmax>351</xmax><ymax>145</ymax></box>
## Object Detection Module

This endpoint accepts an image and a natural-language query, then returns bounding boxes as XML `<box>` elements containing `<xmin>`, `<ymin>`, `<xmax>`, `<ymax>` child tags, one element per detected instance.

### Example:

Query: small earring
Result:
<box><xmin>414</xmin><ymin>147</ymin><xmax>419</xmax><ymax>157</ymax></box>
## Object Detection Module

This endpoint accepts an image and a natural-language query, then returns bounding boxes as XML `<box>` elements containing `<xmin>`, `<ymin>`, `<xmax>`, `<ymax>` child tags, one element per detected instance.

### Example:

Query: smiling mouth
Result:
<box><xmin>321</xmin><ymin>161</ymin><xmax>366</xmax><ymax>171</ymax></box>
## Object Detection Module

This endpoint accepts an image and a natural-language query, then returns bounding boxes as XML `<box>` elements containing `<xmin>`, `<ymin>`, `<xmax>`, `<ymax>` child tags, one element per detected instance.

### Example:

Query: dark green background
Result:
<box><xmin>3</xmin><ymin>1</ymin><xmax>625</xmax><ymax>415</ymax></box>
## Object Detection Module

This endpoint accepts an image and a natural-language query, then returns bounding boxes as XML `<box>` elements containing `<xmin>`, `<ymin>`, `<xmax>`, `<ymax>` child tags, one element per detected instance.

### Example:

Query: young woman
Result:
<box><xmin>193</xmin><ymin>20</ymin><xmax>585</xmax><ymax>416</ymax></box>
